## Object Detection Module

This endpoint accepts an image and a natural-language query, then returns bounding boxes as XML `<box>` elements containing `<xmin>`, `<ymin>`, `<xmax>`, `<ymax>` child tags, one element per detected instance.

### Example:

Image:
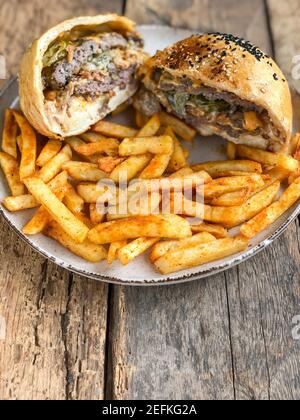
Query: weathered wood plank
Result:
<box><xmin>105</xmin><ymin>0</ymin><xmax>280</xmax><ymax>400</ymax></box>
<box><xmin>0</xmin><ymin>0</ymin><xmax>124</xmax><ymax>400</ymax></box>
<box><xmin>126</xmin><ymin>0</ymin><xmax>271</xmax><ymax>52</ymax></box>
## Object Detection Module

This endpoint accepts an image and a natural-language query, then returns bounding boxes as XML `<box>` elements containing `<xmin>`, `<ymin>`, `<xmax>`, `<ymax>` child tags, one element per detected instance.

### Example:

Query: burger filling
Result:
<box><xmin>42</xmin><ymin>32</ymin><xmax>145</xmax><ymax>107</ymax></box>
<box><xmin>136</xmin><ymin>70</ymin><xmax>283</xmax><ymax>150</ymax></box>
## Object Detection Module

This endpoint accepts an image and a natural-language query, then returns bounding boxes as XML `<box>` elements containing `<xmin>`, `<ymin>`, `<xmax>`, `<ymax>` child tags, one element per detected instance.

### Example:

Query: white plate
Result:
<box><xmin>1</xmin><ymin>25</ymin><xmax>300</xmax><ymax>286</ymax></box>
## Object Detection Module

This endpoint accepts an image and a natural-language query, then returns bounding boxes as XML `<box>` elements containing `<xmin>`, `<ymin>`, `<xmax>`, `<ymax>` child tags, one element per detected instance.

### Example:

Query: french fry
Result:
<box><xmin>110</xmin><ymin>154</ymin><xmax>152</xmax><ymax>183</ymax></box>
<box><xmin>137</xmin><ymin>114</ymin><xmax>161</xmax><ymax>137</ymax></box>
<box><xmin>135</xmin><ymin>110</ymin><xmax>149</xmax><ymax>128</ymax></box>
<box><xmin>277</xmin><ymin>154</ymin><xmax>299</xmax><ymax>172</ymax></box>
<box><xmin>107</xmin><ymin>241</ymin><xmax>127</xmax><ymax>264</ymax></box>
<box><xmin>5</xmin><ymin>171</ymin><xmax>68</xmax><ymax>215</ymax></box>
<box><xmin>75</xmin><ymin>138</ymin><xmax>119</xmax><ymax>156</ymax></box>
<box><xmin>169</xmin><ymin>167</ymin><xmax>193</xmax><ymax>178</ymax></box>
<box><xmin>24</xmin><ymin>177</ymin><xmax>89</xmax><ymax>243</ymax></box>
<box><xmin>227</xmin><ymin>142</ymin><xmax>237</xmax><ymax>160</ymax></box>
<box><xmin>210</xmin><ymin>188</ymin><xmax>251</xmax><ymax>207</ymax></box>
<box><xmin>98</xmin><ymin>156</ymin><xmax>126</xmax><ymax>173</ymax></box>
<box><xmin>166</xmin><ymin>192</ymin><xmax>203</xmax><ymax>218</ymax></box>
<box><xmin>119</xmin><ymin>135</ymin><xmax>174</xmax><ymax>156</ymax></box>
<box><xmin>62</xmin><ymin>161</ymin><xmax>106</xmax><ymax>182</ymax></box>
<box><xmin>16</xmin><ymin>135</ymin><xmax>23</xmax><ymax>153</ymax></box>
<box><xmin>191</xmin><ymin>160</ymin><xmax>262</xmax><ymax>177</ymax></box>
<box><xmin>38</xmin><ymin>145</ymin><xmax>72</xmax><ymax>183</ymax></box>
<box><xmin>204</xmin><ymin>175</ymin><xmax>265</xmax><ymax>199</ymax></box>
<box><xmin>203</xmin><ymin>181</ymin><xmax>281</xmax><ymax>228</ymax></box>
<box><xmin>22</xmin><ymin>172</ymin><xmax>70</xmax><ymax>234</ymax></box>
<box><xmin>165</xmin><ymin>127</ymin><xmax>187</xmax><ymax>172</ymax></box>
<box><xmin>118</xmin><ymin>237</ymin><xmax>160</xmax><ymax>265</ymax></box>
<box><xmin>288</xmin><ymin>170</ymin><xmax>300</xmax><ymax>185</ymax></box>
<box><xmin>107</xmin><ymin>191</ymin><xmax>161</xmax><ymax>221</ymax></box>
<box><xmin>236</xmin><ymin>144</ymin><xmax>299</xmax><ymax>172</ymax></box>
<box><xmin>88</xmin><ymin>214</ymin><xmax>192</xmax><ymax>245</ymax></box>
<box><xmin>13</xmin><ymin>111</ymin><xmax>36</xmax><ymax>180</ymax></box>
<box><xmin>77</xmin><ymin>182</ymin><xmax>116</xmax><ymax>204</ymax></box>
<box><xmin>2</xmin><ymin>109</ymin><xmax>17</xmax><ymax>158</ymax></box>
<box><xmin>264</xmin><ymin>166</ymin><xmax>291</xmax><ymax>183</ymax></box>
<box><xmin>290</xmin><ymin>133</ymin><xmax>300</xmax><ymax>156</ymax></box>
<box><xmin>63</xmin><ymin>184</ymin><xmax>85</xmax><ymax>214</ymax></box>
<box><xmin>90</xmin><ymin>203</ymin><xmax>106</xmax><ymax>225</ymax></box>
<box><xmin>93</xmin><ymin>120</ymin><xmax>138</xmax><ymax>138</ymax></box>
<box><xmin>139</xmin><ymin>154</ymin><xmax>171</xmax><ymax>179</ymax></box>
<box><xmin>190</xmin><ymin>223</ymin><xmax>228</xmax><ymax>239</ymax></box>
<box><xmin>159</xmin><ymin>111</ymin><xmax>196</xmax><ymax>142</ymax></box>
<box><xmin>241</xmin><ymin>177</ymin><xmax>300</xmax><ymax>238</ymax></box>
<box><xmin>36</xmin><ymin>140</ymin><xmax>62</xmax><ymax>167</ymax></box>
<box><xmin>80</xmin><ymin>132</ymin><xmax>108</xmax><ymax>143</ymax></box>
<box><xmin>3</xmin><ymin>195</ymin><xmax>39</xmax><ymax>212</ymax></box>
<box><xmin>150</xmin><ymin>232</ymin><xmax>216</xmax><ymax>263</ymax></box>
<box><xmin>64</xmin><ymin>136</ymin><xmax>85</xmax><ymax>151</ymax></box>
<box><xmin>45</xmin><ymin>221</ymin><xmax>107</xmax><ymax>263</ymax></box>
<box><xmin>0</xmin><ymin>151</ymin><xmax>26</xmax><ymax>196</ymax></box>
<box><xmin>154</xmin><ymin>236</ymin><xmax>249</xmax><ymax>275</ymax></box>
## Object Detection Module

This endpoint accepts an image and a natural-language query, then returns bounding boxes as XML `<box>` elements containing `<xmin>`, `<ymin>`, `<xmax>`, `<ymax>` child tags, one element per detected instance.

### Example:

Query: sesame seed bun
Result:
<box><xmin>142</xmin><ymin>33</ymin><xmax>293</xmax><ymax>152</ymax></box>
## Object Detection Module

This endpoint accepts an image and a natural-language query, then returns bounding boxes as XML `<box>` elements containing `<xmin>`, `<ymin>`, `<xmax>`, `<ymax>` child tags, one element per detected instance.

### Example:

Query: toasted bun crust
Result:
<box><xmin>19</xmin><ymin>14</ymin><xmax>144</xmax><ymax>138</ymax></box>
<box><xmin>144</xmin><ymin>33</ymin><xmax>293</xmax><ymax>151</ymax></box>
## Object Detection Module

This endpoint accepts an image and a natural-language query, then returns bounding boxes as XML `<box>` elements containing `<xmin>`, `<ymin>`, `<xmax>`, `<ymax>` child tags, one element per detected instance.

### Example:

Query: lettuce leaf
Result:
<box><xmin>43</xmin><ymin>40</ymin><xmax>70</xmax><ymax>68</ymax></box>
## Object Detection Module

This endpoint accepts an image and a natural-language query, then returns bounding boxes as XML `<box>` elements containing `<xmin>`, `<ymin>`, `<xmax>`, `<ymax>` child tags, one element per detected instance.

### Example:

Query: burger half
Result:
<box><xmin>19</xmin><ymin>14</ymin><xmax>148</xmax><ymax>138</ymax></box>
<box><xmin>135</xmin><ymin>33</ymin><xmax>293</xmax><ymax>152</ymax></box>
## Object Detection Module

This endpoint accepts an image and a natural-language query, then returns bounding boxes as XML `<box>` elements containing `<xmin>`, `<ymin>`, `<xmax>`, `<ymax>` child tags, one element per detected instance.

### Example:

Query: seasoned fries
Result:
<box><xmin>190</xmin><ymin>223</ymin><xmax>228</xmax><ymax>239</ymax></box>
<box><xmin>159</xmin><ymin>111</ymin><xmax>196</xmax><ymax>141</ymax></box>
<box><xmin>241</xmin><ymin>177</ymin><xmax>300</xmax><ymax>238</ymax></box>
<box><xmin>204</xmin><ymin>175</ymin><xmax>264</xmax><ymax>199</ymax></box>
<box><xmin>137</xmin><ymin>114</ymin><xmax>161</xmax><ymax>137</ymax></box>
<box><xmin>63</xmin><ymin>184</ymin><xmax>85</xmax><ymax>214</ymax></box>
<box><xmin>2</xmin><ymin>109</ymin><xmax>17</xmax><ymax>158</ymax></box>
<box><xmin>107</xmin><ymin>241</ymin><xmax>127</xmax><ymax>264</ymax></box>
<box><xmin>75</xmin><ymin>138</ymin><xmax>119</xmax><ymax>156</ymax></box>
<box><xmin>119</xmin><ymin>135</ymin><xmax>174</xmax><ymax>156</ymax></box>
<box><xmin>166</xmin><ymin>127</ymin><xmax>187</xmax><ymax>172</ymax></box>
<box><xmin>227</xmin><ymin>142</ymin><xmax>236</xmax><ymax>160</ymax></box>
<box><xmin>3</xmin><ymin>194</ymin><xmax>39</xmax><ymax>212</ymax></box>
<box><xmin>90</xmin><ymin>204</ymin><xmax>106</xmax><ymax>225</ymax></box>
<box><xmin>2</xmin><ymin>106</ymin><xmax>300</xmax><ymax>276</ymax></box>
<box><xmin>0</xmin><ymin>151</ymin><xmax>26</xmax><ymax>196</ymax></box>
<box><xmin>154</xmin><ymin>236</ymin><xmax>249</xmax><ymax>275</ymax></box>
<box><xmin>118</xmin><ymin>237</ymin><xmax>160</xmax><ymax>265</ymax></box>
<box><xmin>204</xmin><ymin>182</ymin><xmax>280</xmax><ymax>228</ymax></box>
<box><xmin>36</xmin><ymin>140</ymin><xmax>62</xmax><ymax>167</ymax></box>
<box><xmin>98</xmin><ymin>156</ymin><xmax>126</xmax><ymax>173</ymax></box>
<box><xmin>110</xmin><ymin>154</ymin><xmax>152</xmax><ymax>183</ymax></box>
<box><xmin>62</xmin><ymin>161</ymin><xmax>106</xmax><ymax>182</ymax></box>
<box><xmin>45</xmin><ymin>221</ymin><xmax>107</xmax><ymax>263</ymax></box>
<box><xmin>139</xmin><ymin>154</ymin><xmax>171</xmax><ymax>179</ymax></box>
<box><xmin>93</xmin><ymin>120</ymin><xmax>138</xmax><ymax>138</ymax></box>
<box><xmin>13</xmin><ymin>111</ymin><xmax>37</xmax><ymax>180</ymax></box>
<box><xmin>192</xmin><ymin>160</ymin><xmax>262</xmax><ymax>177</ymax></box>
<box><xmin>150</xmin><ymin>232</ymin><xmax>216</xmax><ymax>263</ymax></box>
<box><xmin>211</xmin><ymin>188</ymin><xmax>251</xmax><ymax>207</ymax></box>
<box><xmin>24</xmin><ymin>177</ymin><xmax>89</xmax><ymax>243</ymax></box>
<box><xmin>236</xmin><ymin>144</ymin><xmax>299</xmax><ymax>172</ymax></box>
<box><xmin>38</xmin><ymin>144</ymin><xmax>72</xmax><ymax>183</ymax></box>
<box><xmin>88</xmin><ymin>215</ymin><xmax>192</xmax><ymax>245</ymax></box>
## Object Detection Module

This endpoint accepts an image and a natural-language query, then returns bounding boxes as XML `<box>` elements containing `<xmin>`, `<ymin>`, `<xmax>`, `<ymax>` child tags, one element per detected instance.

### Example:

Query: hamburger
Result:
<box><xmin>134</xmin><ymin>33</ymin><xmax>293</xmax><ymax>152</ymax></box>
<box><xmin>19</xmin><ymin>14</ymin><xmax>148</xmax><ymax>138</ymax></box>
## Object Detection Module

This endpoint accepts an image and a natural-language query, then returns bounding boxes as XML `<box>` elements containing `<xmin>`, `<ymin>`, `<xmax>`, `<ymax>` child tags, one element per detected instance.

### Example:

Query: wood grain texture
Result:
<box><xmin>0</xmin><ymin>0</ymin><xmax>124</xmax><ymax>400</ymax></box>
<box><xmin>103</xmin><ymin>0</ymin><xmax>300</xmax><ymax>400</ymax></box>
<box><xmin>0</xmin><ymin>0</ymin><xmax>123</xmax><ymax>84</ymax></box>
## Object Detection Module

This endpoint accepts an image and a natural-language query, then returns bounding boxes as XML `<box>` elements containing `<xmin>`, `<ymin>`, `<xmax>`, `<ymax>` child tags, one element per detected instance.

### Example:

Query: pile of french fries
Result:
<box><xmin>1</xmin><ymin>106</ymin><xmax>300</xmax><ymax>276</ymax></box>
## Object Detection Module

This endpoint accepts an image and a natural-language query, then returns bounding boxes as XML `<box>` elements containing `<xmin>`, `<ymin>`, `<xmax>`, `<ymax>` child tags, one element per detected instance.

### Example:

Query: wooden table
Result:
<box><xmin>0</xmin><ymin>0</ymin><xmax>300</xmax><ymax>400</ymax></box>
